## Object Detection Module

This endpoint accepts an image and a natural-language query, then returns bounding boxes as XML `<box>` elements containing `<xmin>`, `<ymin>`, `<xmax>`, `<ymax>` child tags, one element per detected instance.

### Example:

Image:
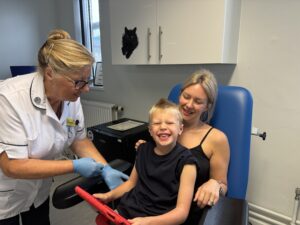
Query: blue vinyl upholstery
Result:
<box><xmin>168</xmin><ymin>84</ymin><xmax>253</xmax><ymax>199</ymax></box>
<box><xmin>10</xmin><ymin>66</ymin><xmax>36</xmax><ymax>77</ymax></box>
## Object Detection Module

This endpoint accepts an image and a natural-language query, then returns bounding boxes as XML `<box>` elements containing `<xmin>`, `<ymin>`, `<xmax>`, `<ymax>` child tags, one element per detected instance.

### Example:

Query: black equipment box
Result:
<box><xmin>87</xmin><ymin>118</ymin><xmax>152</xmax><ymax>164</ymax></box>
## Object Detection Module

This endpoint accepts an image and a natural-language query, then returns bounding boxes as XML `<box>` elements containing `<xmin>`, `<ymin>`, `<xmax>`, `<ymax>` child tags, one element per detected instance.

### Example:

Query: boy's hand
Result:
<box><xmin>93</xmin><ymin>192</ymin><xmax>112</xmax><ymax>204</ymax></box>
<box><xmin>128</xmin><ymin>216</ymin><xmax>153</xmax><ymax>225</ymax></box>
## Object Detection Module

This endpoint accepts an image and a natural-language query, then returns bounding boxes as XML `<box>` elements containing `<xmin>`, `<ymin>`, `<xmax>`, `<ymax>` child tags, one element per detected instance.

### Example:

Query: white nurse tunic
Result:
<box><xmin>0</xmin><ymin>72</ymin><xmax>86</xmax><ymax>219</ymax></box>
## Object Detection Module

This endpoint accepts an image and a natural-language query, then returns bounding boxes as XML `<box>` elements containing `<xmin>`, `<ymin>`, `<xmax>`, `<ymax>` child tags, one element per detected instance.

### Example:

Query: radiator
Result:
<box><xmin>249</xmin><ymin>202</ymin><xmax>300</xmax><ymax>225</ymax></box>
<box><xmin>81</xmin><ymin>99</ymin><xmax>119</xmax><ymax>128</ymax></box>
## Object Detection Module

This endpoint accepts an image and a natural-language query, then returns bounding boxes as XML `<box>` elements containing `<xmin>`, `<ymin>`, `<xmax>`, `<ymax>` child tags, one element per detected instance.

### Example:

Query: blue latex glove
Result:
<box><xmin>102</xmin><ymin>165</ymin><xmax>129</xmax><ymax>190</ymax></box>
<box><xmin>72</xmin><ymin>158</ymin><xmax>104</xmax><ymax>178</ymax></box>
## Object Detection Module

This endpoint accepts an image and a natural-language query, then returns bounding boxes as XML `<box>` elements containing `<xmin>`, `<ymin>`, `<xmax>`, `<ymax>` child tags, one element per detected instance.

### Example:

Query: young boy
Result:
<box><xmin>94</xmin><ymin>98</ymin><xmax>198</xmax><ymax>225</ymax></box>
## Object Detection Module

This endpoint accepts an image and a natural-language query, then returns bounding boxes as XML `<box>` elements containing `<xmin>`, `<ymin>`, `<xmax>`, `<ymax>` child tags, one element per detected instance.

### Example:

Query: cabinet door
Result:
<box><xmin>157</xmin><ymin>0</ymin><xmax>226</xmax><ymax>64</ymax></box>
<box><xmin>110</xmin><ymin>0</ymin><xmax>158</xmax><ymax>64</ymax></box>
<box><xmin>110</xmin><ymin>0</ymin><xmax>240</xmax><ymax>65</ymax></box>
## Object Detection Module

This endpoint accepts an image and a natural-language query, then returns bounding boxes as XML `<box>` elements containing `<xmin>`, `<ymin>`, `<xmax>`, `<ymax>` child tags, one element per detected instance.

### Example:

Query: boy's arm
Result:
<box><xmin>128</xmin><ymin>164</ymin><xmax>197</xmax><ymax>225</ymax></box>
<box><xmin>93</xmin><ymin>164</ymin><xmax>138</xmax><ymax>203</ymax></box>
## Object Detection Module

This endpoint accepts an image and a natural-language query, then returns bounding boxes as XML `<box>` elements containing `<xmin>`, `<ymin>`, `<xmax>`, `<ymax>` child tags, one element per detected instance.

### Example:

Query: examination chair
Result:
<box><xmin>10</xmin><ymin>65</ymin><xmax>36</xmax><ymax>77</ymax></box>
<box><xmin>52</xmin><ymin>85</ymin><xmax>253</xmax><ymax>225</ymax></box>
<box><xmin>168</xmin><ymin>84</ymin><xmax>253</xmax><ymax>225</ymax></box>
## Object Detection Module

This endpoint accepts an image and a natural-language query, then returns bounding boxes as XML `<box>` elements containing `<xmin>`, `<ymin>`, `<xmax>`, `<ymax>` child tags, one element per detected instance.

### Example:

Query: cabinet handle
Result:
<box><xmin>147</xmin><ymin>28</ymin><xmax>151</xmax><ymax>61</ymax></box>
<box><xmin>159</xmin><ymin>26</ymin><xmax>163</xmax><ymax>61</ymax></box>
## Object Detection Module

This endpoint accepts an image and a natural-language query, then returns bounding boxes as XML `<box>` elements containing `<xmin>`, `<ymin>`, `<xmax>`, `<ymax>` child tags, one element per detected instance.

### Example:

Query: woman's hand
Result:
<box><xmin>101</xmin><ymin>165</ymin><xmax>129</xmax><ymax>190</ymax></box>
<box><xmin>134</xmin><ymin>139</ymin><xmax>146</xmax><ymax>150</ymax></box>
<box><xmin>193</xmin><ymin>179</ymin><xmax>221</xmax><ymax>208</ymax></box>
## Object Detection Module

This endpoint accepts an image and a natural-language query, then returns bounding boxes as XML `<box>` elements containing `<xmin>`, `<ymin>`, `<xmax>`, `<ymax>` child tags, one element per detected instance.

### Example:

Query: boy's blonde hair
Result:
<box><xmin>149</xmin><ymin>98</ymin><xmax>183</xmax><ymax>124</ymax></box>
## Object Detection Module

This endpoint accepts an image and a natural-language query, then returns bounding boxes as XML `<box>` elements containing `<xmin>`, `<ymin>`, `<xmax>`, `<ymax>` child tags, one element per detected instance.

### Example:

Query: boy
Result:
<box><xmin>94</xmin><ymin>98</ymin><xmax>198</xmax><ymax>225</ymax></box>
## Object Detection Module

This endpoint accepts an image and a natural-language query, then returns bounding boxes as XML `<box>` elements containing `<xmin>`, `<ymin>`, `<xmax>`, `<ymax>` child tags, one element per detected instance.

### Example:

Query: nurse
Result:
<box><xmin>0</xmin><ymin>29</ymin><xmax>128</xmax><ymax>225</ymax></box>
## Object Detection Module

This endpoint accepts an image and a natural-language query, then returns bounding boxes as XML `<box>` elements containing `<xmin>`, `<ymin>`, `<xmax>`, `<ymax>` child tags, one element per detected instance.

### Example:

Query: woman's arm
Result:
<box><xmin>134</xmin><ymin>139</ymin><xmax>146</xmax><ymax>150</ymax></box>
<box><xmin>209</xmin><ymin>129</ymin><xmax>230</xmax><ymax>194</ymax></box>
<box><xmin>93</xmin><ymin>165</ymin><xmax>139</xmax><ymax>203</ymax></box>
<box><xmin>194</xmin><ymin>129</ymin><xmax>230</xmax><ymax>208</ymax></box>
<box><xmin>128</xmin><ymin>164</ymin><xmax>197</xmax><ymax>225</ymax></box>
<box><xmin>0</xmin><ymin>151</ymin><xmax>74</xmax><ymax>179</ymax></box>
<box><xmin>72</xmin><ymin>137</ymin><xmax>129</xmax><ymax>190</ymax></box>
<box><xmin>70</xmin><ymin>137</ymin><xmax>108</xmax><ymax>164</ymax></box>
<box><xmin>0</xmin><ymin>138</ymin><xmax>110</xmax><ymax>179</ymax></box>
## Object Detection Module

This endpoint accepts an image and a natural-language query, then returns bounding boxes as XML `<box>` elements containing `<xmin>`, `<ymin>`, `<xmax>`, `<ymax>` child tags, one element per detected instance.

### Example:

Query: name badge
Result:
<box><xmin>66</xmin><ymin>117</ymin><xmax>76</xmax><ymax>127</ymax></box>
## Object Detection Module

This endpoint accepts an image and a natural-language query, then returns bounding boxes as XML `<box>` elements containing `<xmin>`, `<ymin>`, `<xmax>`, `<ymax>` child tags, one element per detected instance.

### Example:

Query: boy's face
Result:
<box><xmin>149</xmin><ymin>109</ymin><xmax>183</xmax><ymax>150</ymax></box>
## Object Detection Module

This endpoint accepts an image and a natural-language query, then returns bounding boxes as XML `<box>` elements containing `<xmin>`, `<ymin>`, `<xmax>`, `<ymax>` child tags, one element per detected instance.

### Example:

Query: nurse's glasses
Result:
<box><xmin>63</xmin><ymin>75</ymin><xmax>93</xmax><ymax>90</ymax></box>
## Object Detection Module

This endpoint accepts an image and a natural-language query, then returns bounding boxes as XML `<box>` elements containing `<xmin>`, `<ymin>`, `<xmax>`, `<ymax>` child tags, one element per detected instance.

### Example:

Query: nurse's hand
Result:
<box><xmin>72</xmin><ymin>158</ymin><xmax>104</xmax><ymax>178</ymax></box>
<box><xmin>102</xmin><ymin>165</ymin><xmax>129</xmax><ymax>190</ymax></box>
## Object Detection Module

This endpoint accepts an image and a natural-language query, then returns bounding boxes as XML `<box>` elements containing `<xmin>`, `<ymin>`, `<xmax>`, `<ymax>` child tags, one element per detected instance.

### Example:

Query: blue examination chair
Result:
<box><xmin>52</xmin><ymin>84</ymin><xmax>253</xmax><ymax>225</ymax></box>
<box><xmin>168</xmin><ymin>84</ymin><xmax>253</xmax><ymax>224</ymax></box>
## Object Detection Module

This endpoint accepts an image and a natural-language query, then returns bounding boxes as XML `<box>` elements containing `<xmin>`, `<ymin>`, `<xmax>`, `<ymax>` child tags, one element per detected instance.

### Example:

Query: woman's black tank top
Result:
<box><xmin>189</xmin><ymin>127</ymin><xmax>213</xmax><ymax>187</ymax></box>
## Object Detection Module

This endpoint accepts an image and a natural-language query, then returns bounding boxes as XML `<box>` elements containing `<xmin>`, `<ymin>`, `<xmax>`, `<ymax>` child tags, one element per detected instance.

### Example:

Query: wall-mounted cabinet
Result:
<box><xmin>109</xmin><ymin>0</ymin><xmax>241</xmax><ymax>65</ymax></box>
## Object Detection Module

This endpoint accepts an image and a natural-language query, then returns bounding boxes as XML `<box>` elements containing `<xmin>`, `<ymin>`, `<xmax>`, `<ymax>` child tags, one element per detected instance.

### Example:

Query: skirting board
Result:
<box><xmin>249</xmin><ymin>203</ymin><xmax>300</xmax><ymax>225</ymax></box>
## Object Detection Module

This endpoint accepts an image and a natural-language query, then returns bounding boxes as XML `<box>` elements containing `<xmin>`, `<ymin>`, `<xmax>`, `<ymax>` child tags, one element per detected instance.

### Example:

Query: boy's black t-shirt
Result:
<box><xmin>117</xmin><ymin>141</ymin><xmax>199</xmax><ymax>219</ymax></box>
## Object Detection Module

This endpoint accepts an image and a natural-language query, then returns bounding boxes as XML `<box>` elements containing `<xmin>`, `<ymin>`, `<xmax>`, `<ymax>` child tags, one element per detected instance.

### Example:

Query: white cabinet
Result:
<box><xmin>109</xmin><ymin>0</ymin><xmax>241</xmax><ymax>65</ymax></box>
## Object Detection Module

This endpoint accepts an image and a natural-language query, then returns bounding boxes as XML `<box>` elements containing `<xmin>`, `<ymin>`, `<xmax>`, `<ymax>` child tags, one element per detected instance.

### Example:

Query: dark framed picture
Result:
<box><xmin>94</xmin><ymin>62</ymin><xmax>103</xmax><ymax>87</ymax></box>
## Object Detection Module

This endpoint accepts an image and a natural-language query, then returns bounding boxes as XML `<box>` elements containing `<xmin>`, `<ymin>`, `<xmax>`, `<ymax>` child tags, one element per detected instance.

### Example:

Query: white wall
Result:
<box><xmin>83</xmin><ymin>0</ymin><xmax>300</xmax><ymax>223</ymax></box>
<box><xmin>234</xmin><ymin>0</ymin><xmax>300</xmax><ymax>223</ymax></box>
<box><xmin>55</xmin><ymin>0</ymin><xmax>77</xmax><ymax>40</ymax></box>
<box><xmin>0</xmin><ymin>0</ymin><xmax>299</xmax><ymax>223</ymax></box>
<box><xmin>0</xmin><ymin>0</ymin><xmax>76</xmax><ymax>79</ymax></box>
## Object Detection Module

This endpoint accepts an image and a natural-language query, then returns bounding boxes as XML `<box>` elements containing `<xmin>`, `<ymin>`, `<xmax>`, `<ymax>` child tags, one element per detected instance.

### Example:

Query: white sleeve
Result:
<box><xmin>0</xmin><ymin>95</ymin><xmax>29</xmax><ymax>158</ymax></box>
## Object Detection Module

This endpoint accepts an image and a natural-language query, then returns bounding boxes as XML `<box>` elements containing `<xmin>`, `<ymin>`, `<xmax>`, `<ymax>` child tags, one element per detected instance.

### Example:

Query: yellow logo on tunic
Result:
<box><xmin>66</xmin><ymin>117</ymin><xmax>76</xmax><ymax>127</ymax></box>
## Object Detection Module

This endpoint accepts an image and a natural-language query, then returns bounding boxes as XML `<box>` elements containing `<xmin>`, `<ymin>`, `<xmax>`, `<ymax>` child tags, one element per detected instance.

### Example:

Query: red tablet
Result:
<box><xmin>75</xmin><ymin>186</ymin><xmax>130</xmax><ymax>225</ymax></box>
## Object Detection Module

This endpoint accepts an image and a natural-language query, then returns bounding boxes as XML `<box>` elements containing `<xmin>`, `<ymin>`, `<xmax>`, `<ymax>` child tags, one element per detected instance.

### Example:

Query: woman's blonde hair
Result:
<box><xmin>181</xmin><ymin>69</ymin><xmax>218</xmax><ymax>123</ymax></box>
<box><xmin>38</xmin><ymin>29</ymin><xmax>94</xmax><ymax>74</ymax></box>
<box><xmin>149</xmin><ymin>98</ymin><xmax>183</xmax><ymax>125</ymax></box>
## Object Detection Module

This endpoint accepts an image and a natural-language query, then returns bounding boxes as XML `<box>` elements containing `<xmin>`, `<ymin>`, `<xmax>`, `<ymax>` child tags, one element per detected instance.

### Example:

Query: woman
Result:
<box><xmin>178</xmin><ymin>69</ymin><xmax>230</xmax><ymax>224</ymax></box>
<box><xmin>136</xmin><ymin>69</ymin><xmax>230</xmax><ymax>224</ymax></box>
<box><xmin>0</xmin><ymin>29</ymin><xmax>128</xmax><ymax>225</ymax></box>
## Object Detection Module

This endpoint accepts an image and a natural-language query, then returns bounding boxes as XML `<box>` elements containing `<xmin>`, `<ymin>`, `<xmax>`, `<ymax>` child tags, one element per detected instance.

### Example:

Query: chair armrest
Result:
<box><xmin>52</xmin><ymin>159</ymin><xmax>132</xmax><ymax>209</ymax></box>
<box><xmin>198</xmin><ymin>197</ymin><xmax>249</xmax><ymax>225</ymax></box>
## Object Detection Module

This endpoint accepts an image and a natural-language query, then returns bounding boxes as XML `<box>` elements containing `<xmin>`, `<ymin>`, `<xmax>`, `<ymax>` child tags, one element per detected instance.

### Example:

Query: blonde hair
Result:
<box><xmin>38</xmin><ymin>29</ymin><xmax>94</xmax><ymax>74</ymax></box>
<box><xmin>149</xmin><ymin>98</ymin><xmax>183</xmax><ymax>124</ymax></box>
<box><xmin>181</xmin><ymin>69</ymin><xmax>218</xmax><ymax>123</ymax></box>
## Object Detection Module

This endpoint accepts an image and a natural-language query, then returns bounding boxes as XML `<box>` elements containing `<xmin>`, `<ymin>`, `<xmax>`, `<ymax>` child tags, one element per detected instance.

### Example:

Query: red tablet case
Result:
<box><xmin>75</xmin><ymin>186</ymin><xmax>130</xmax><ymax>225</ymax></box>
